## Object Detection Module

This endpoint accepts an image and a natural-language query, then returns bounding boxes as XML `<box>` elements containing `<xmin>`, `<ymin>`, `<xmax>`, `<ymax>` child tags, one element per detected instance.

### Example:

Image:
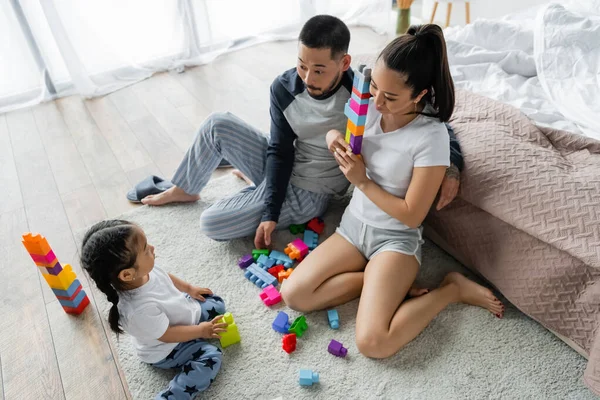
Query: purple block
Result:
<box><xmin>350</xmin><ymin>134</ymin><xmax>363</xmax><ymax>155</ymax></box>
<box><xmin>42</xmin><ymin>261</ymin><xmax>63</xmax><ymax>275</ymax></box>
<box><xmin>238</xmin><ymin>254</ymin><xmax>253</xmax><ymax>269</ymax></box>
<box><xmin>272</xmin><ymin>311</ymin><xmax>290</xmax><ymax>333</ymax></box>
<box><xmin>328</xmin><ymin>339</ymin><xmax>348</xmax><ymax>357</ymax></box>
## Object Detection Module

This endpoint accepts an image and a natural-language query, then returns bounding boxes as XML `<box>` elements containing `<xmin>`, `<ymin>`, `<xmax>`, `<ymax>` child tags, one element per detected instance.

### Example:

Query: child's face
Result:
<box><xmin>118</xmin><ymin>227</ymin><xmax>155</xmax><ymax>284</ymax></box>
<box><xmin>370</xmin><ymin>60</ymin><xmax>427</xmax><ymax>116</ymax></box>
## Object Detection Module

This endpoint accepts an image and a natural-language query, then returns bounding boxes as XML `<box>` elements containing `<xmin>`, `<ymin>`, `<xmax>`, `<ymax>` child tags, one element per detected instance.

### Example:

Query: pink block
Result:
<box><xmin>259</xmin><ymin>285</ymin><xmax>282</xmax><ymax>306</ymax></box>
<box><xmin>349</xmin><ymin>98</ymin><xmax>369</xmax><ymax>116</ymax></box>
<box><xmin>30</xmin><ymin>250</ymin><xmax>57</xmax><ymax>264</ymax></box>
<box><xmin>291</xmin><ymin>239</ymin><xmax>309</xmax><ymax>256</ymax></box>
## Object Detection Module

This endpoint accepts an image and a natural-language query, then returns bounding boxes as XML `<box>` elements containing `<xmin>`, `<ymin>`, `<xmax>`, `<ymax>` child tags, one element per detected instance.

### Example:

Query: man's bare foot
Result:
<box><xmin>442</xmin><ymin>272</ymin><xmax>504</xmax><ymax>317</ymax></box>
<box><xmin>232</xmin><ymin>169</ymin><xmax>253</xmax><ymax>186</ymax></box>
<box><xmin>408</xmin><ymin>285</ymin><xmax>429</xmax><ymax>298</ymax></box>
<box><xmin>141</xmin><ymin>186</ymin><xmax>200</xmax><ymax>206</ymax></box>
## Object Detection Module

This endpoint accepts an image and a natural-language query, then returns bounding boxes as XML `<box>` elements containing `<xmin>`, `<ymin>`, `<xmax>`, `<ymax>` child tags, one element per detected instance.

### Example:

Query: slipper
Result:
<box><xmin>126</xmin><ymin>175</ymin><xmax>174</xmax><ymax>204</ymax></box>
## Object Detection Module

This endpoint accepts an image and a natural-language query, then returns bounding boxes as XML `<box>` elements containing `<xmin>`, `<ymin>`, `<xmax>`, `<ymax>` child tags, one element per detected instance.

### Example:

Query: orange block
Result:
<box><xmin>22</xmin><ymin>233</ymin><xmax>52</xmax><ymax>256</ymax></box>
<box><xmin>278</xmin><ymin>268</ymin><xmax>293</xmax><ymax>283</ymax></box>
<box><xmin>347</xmin><ymin>119</ymin><xmax>364</xmax><ymax>136</ymax></box>
<box><xmin>42</xmin><ymin>264</ymin><xmax>77</xmax><ymax>290</ymax></box>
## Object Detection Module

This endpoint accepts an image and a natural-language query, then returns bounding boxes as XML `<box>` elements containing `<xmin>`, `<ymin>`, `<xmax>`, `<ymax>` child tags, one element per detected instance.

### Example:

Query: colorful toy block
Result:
<box><xmin>349</xmin><ymin>98</ymin><xmax>369</xmax><ymax>115</ymax></box>
<box><xmin>269</xmin><ymin>250</ymin><xmax>294</xmax><ymax>269</ymax></box>
<box><xmin>244</xmin><ymin>263</ymin><xmax>278</xmax><ymax>289</ymax></box>
<box><xmin>284</xmin><ymin>239</ymin><xmax>309</xmax><ymax>261</ymax></box>
<box><xmin>289</xmin><ymin>315</ymin><xmax>308</xmax><ymax>338</ymax></box>
<box><xmin>272</xmin><ymin>311</ymin><xmax>290</xmax><ymax>333</ymax></box>
<box><xmin>289</xmin><ymin>224</ymin><xmax>306</xmax><ymax>234</ymax></box>
<box><xmin>346</xmin><ymin>119</ymin><xmax>365</xmax><ymax>136</ymax></box>
<box><xmin>299</xmin><ymin>369</ymin><xmax>319</xmax><ymax>386</ymax></box>
<box><xmin>352</xmin><ymin>66</ymin><xmax>371</xmax><ymax>93</ymax></box>
<box><xmin>252</xmin><ymin>249</ymin><xmax>270</xmax><ymax>260</ymax></box>
<box><xmin>282</xmin><ymin>333</ymin><xmax>297</xmax><ymax>354</ymax></box>
<box><xmin>307</xmin><ymin>217</ymin><xmax>325</xmax><ymax>235</ymax></box>
<box><xmin>327</xmin><ymin>309</ymin><xmax>339</xmax><ymax>329</ymax></box>
<box><xmin>277</xmin><ymin>268</ymin><xmax>293</xmax><ymax>283</ymax></box>
<box><xmin>328</xmin><ymin>339</ymin><xmax>348</xmax><ymax>358</ymax></box>
<box><xmin>22</xmin><ymin>233</ymin><xmax>89</xmax><ymax>315</ymax></box>
<box><xmin>267</xmin><ymin>265</ymin><xmax>284</xmax><ymax>278</ymax></box>
<box><xmin>344</xmin><ymin>101</ymin><xmax>367</xmax><ymax>127</ymax></box>
<box><xmin>256</xmin><ymin>254</ymin><xmax>277</xmax><ymax>270</ymax></box>
<box><xmin>352</xmin><ymin>86</ymin><xmax>372</xmax><ymax>99</ymax></box>
<box><xmin>344</xmin><ymin>65</ymin><xmax>371</xmax><ymax>156</ymax></box>
<box><xmin>219</xmin><ymin>312</ymin><xmax>241</xmax><ymax>348</ymax></box>
<box><xmin>238</xmin><ymin>254</ymin><xmax>254</xmax><ymax>269</ymax></box>
<box><xmin>303</xmin><ymin>230</ymin><xmax>318</xmax><ymax>250</ymax></box>
<box><xmin>351</xmin><ymin>91</ymin><xmax>371</xmax><ymax>105</ymax></box>
<box><xmin>259</xmin><ymin>285</ymin><xmax>282</xmax><ymax>306</ymax></box>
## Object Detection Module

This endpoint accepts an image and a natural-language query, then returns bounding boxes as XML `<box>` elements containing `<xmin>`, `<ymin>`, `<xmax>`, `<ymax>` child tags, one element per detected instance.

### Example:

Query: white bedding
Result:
<box><xmin>444</xmin><ymin>0</ymin><xmax>600</xmax><ymax>140</ymax></box>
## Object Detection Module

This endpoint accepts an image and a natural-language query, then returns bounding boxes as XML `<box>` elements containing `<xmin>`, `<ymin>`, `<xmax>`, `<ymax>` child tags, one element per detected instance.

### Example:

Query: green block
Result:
<box><xmin>252</xmin><ymin>249</ymin><xmax>269</xmax><ymax>261</ymax></box>
<box><xmin>289</xmin><ymin>315</ymin><xmax>308</xmax><ymax>338</ymax></box>
<box><xmin>289</xmin><ymin>224</ymin><xmax>306</xmax><ymax>234</ymax></box>
<box><xmin>219</xmin><ymin>312</ymin><xmax>241</xmax><ymax>348</ymax></box>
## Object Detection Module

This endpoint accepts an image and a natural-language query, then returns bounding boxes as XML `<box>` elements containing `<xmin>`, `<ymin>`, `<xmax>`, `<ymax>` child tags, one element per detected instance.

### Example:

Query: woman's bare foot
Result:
<box><xmin>232</xmin><ymin>169</ymin><xmax>254</xmax><ymax>186</ymax></box>
<box><xmin>141</xmin><ymin>186</ymin><xmax>200</xmax><ymax>206</ymax></box>
<box><xmin>442</xmin><ymin>272</ymin><xmax>504</xmax><ymax>317</ymax></box>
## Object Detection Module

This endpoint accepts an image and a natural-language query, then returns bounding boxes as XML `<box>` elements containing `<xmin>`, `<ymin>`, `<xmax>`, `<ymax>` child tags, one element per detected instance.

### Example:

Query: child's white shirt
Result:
<box><xmin>347</xmin><ymin>100</ymin><xmax>450</xmax><ymax>231</ymax></box>
<box><xmin>118</xmin><ymin>266</ymin><xmax>202</xmax><ymax>363</ymax></box>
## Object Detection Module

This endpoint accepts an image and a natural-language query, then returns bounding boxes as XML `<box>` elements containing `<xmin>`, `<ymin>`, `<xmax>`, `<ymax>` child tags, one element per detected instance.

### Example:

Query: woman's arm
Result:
<box><xmin>169</xmin><ymin>273</ymin><xmax>191</xmax><ymax>293</ymax></box>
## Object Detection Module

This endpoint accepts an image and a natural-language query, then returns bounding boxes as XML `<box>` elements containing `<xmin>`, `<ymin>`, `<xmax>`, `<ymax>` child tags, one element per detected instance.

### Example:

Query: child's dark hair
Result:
<box><xmin>80</xmin><ymin>220</ymin><xmax>138</xmax><ymax>335</ymax></box>
<box><xmin>299</xmin><ymin>15</ymin><xmax>351</xmax><ymax>59</ymax></box>
<box><xmin>378</xmin><ymin>24</ymin><xmax>455</xmax><ymax>122</ymax></box>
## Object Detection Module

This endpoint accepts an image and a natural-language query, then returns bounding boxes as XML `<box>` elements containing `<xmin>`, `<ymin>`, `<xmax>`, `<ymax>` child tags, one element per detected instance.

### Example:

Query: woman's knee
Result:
<box><xmin>280</xmin><ymin>280</ymin><xmax>315</xmax><ymax>313</ymax></box>
<box><xmin>355</xmin><ymin>326</ymin><xmax>398</xmax><ymax>359</ymax></box>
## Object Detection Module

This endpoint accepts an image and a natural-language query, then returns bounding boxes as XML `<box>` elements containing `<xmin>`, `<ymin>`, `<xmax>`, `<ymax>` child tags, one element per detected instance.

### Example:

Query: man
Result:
<box><xmin>135</xmin><ymin>15</ymin><xmax>463</xmax><ymax>249</ymax></box>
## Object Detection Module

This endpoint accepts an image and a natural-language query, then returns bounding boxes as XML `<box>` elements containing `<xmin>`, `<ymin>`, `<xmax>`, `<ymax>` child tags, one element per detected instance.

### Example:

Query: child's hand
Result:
<box><xmin>326</xmin><ymin>129</ymin><xmax>349</xmax><ymax>154</ymax></box>
<box><xmin>334</xmin><ymin>148</ymin><xmax>369</xmax><ymax>188</ymax></box>
<box><xmin>197</xmin><ymin>316</ymin><xmax>228</xmax><ymax>339</ymax></box>
<box><xmin>187</xmin><ymin>286</ymin><xmax>213</xmax><ymax>301</ymax></box>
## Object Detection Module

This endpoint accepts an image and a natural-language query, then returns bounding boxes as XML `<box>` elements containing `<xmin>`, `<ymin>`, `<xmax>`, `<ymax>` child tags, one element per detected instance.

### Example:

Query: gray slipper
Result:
<box><xmin>127</xmin><ymin>175</ymin><xmax>174</xmax><ymax>203</ymax></box>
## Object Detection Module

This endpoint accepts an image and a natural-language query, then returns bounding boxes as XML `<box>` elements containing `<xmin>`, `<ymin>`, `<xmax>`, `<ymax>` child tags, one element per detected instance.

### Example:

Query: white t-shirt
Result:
<box><xmin>118</xmin><ymin>266</ymin><xmax>202</xmax><ymax>363</ymax></box>
<box><xmin>348</xmin><ymin>100</ymin><xmax>450</xmax><ymax>231</ymax></box>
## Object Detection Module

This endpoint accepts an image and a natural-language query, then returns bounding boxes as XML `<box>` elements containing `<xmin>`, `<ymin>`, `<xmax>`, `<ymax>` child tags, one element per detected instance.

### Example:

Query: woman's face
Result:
<box><xmin>369</xmin><ymin>59</ymin><xmax>425</xmax><ymax>116</ymax></box>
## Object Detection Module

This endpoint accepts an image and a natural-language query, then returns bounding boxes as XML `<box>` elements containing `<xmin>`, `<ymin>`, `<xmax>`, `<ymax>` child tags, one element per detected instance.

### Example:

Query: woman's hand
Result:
<box><xmin>187</xmin><ymin>286</ymin><xmax>213</xmax><ymax>302</ymax></box>
<box><xmin>436</xmin><ymin>164</ymin><xmax>461</xmax><ymax>210</ymax></box>
<box><xmin>334</xmin><ymin>148</ymin><xmax>369</xmax><ymax>189</ymax></box>
<box><xmin>326</xmin><ymin>129</ymin><xmax>350</xmax><ymax>154</ymax></box>
<box><xmin>197</xmin><ymin>316</ymin><xmax>228</xmax><ymax>339</ymax></box>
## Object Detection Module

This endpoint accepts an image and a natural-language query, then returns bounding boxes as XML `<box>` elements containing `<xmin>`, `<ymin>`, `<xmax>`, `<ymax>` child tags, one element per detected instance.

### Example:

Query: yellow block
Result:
<box><xmin>345</xmin><ymin>128</ymin><xmax>351</xmax><ymax>143</ymax></box>
<box><xmin>219</xmin><ymin>312</ymin><xmax>241</xmax><ymax>348</ymax></box>
<box><xmin>347</xmin><ymin>119</ymin><xmax>364</xmax><ymax>136</ymax></box>
<box><xmin>42</xmin><ymin>264</ymin><xmax>76</xmax><ymax>290</ymax></box>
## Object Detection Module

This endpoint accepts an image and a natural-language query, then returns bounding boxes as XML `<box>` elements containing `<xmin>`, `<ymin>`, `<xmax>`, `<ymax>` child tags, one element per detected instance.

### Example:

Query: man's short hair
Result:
<box><xmin>299</xmin><ymin>15</ymin><xmax>351</xmax><ymax>59</ymax></box>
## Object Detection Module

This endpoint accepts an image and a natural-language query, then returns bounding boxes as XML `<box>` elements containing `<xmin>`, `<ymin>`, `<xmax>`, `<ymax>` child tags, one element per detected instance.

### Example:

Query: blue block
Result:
<box><xmin>244</xmin><ymin>263</ymin><xmax>278</xmax><ymax>289</ymax></box>
<box><xmin>269</xmin><ymin>250</ymin><xmax>294</xmax><ymax>269</ymax></box>
<box><xmin>352</xmin><ymin>70</ymin><xmax>371</xmax><ymax>94</ymax></box>
<box><xmin>299</xmin><ymin>369</ymin><xmax>319</xmax><ymax>386</ymax></box>
<box><xmin>51</xmin><ymin>279</ymin><xmax>82</xmax><ymax>298</ymax></box>
<box><xmin>256</xmin><ymin>254</ymin><xmax>276</xmax><ymax>270</ymax></box>
<box><xmin>327</xmin><ymin>309</ymin><xmax>339</xmax><ymax>329</ymax></box>
<box><xmin>345</xmin><ymin>101</ymin><xmax>367</xmax><ymax>126</ymax></box>
<box><xmin>272</xmin><ymin>311</ymin><xmax>290</xmax><ymax>333</ymax></box>
<box><xmin>58</xmin><ymin>289</ymin><xmax>87</xmax><ymax>308</ymax></box>
<box><xmin>303</xmin><ymin>230</ymin><xmax>318</xmax><ymax>250</ymax></box>
<box><xmin>351</xmin><ymin>91</ymin><xmax>371</xmax><ymax>105</ymax></box>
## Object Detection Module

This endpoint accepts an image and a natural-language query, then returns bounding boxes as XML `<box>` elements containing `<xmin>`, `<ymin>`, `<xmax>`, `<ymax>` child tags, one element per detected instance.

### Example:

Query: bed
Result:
<box><xmin>355</xmin><ymin>0</ymin><xmax>600</xmax><ymax>394</ymax></box>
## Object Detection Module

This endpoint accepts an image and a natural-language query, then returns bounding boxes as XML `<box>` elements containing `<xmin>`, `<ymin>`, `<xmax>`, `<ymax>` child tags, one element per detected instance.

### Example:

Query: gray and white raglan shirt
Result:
<box><xmin>262</xmin><ymin>67</ymin><xmax>464</xmax><ymax>223</ymax></box>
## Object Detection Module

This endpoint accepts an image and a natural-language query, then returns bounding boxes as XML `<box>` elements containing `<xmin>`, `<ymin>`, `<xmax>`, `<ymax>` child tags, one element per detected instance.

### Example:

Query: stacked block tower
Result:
<box><xmin>344</xmin><ymin>64</ymin><xmax>372</xmax><ymax>155</ymax></box>
<box><xmin>22</xmin><ymin>233</ymin><xmax>90</xmax><ymax>315</ymax></box>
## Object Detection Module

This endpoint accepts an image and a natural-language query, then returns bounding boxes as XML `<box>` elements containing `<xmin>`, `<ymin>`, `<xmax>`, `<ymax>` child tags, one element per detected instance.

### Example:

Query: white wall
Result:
<box><xmin>420</xmin><ymin>0</ymin><xmax>551</xmax><ymax>26</ymax></box>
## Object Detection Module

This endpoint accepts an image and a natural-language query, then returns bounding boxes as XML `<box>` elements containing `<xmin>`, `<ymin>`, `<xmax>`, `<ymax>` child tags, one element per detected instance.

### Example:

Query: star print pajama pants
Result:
<box><xmin>152</xmin><ymin>295</ymin><xmax>226</xmax><ymax>400</ymax></box>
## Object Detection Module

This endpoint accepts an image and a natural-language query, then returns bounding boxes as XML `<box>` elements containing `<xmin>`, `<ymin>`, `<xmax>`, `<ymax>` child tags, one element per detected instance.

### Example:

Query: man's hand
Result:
<box><xmin>197</xmin><ymin>316</ymin><xmax>228</xmax><ymax>339</ymax></box>
<box><xmin>254</xmin><ymin>221</ymin><xmax>277</xmax><ymax>249</ymax></box>
<box><xmin>436</xmin><ymin>164</ymin><xmax>461</xmax><ymax>210</ymax></box>
<box><xmin>187</xmin><ymin>286</ymin><xmax>213</xmax><ymax>302</ymax></box>
<box><xmin>326</xmin><ymin>129</ymin><xmax>350</xmax><ymax>154</ymax></box>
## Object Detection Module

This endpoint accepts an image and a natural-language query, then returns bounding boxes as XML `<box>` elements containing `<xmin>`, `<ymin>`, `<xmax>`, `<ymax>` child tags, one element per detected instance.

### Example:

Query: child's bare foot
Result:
<box><xmin>408</xmin><ymin>285</ymin><xmax>429</xmax><ymax>298</ymax></box>
<box><xmin>442</xmin><ymin>272</ymin><xmax>504</xmax><ymax>317</ymax></box>
<box><xmin>232</xmin><ymin>169</ymin><xmax>253</xmax><ymax>186</ymax></box>
<box><xmin>141</xmin><ymin>186</ymin><xmax>200</xmax><ymax>206</ymax></box>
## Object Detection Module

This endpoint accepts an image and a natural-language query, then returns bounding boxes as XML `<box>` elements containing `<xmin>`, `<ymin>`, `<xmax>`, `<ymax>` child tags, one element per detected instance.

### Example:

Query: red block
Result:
<box><xmin>268</xmin><ymin>265</ymin><xmax>284</xmax><ymax>278</ymax></box>
<box><xmin>352</xmin><ymin>86</ymin><xmax>372</xmax><ymax>99</ymax></box>
<box><xmin>307</xmin><ymin>217</ymin><xmax>325</xmax><ymax>235</ymax></box>
<box><xmin>56</xmin><ymin>284</ymin><xmax>83</xmax><ymax>301</ymax></box>
<box><xmin>63</xmin><ymin>295</ymin><xmax>90</xmax><ymax>315</ymax></box>
<box><xmin>282</xmin><ymin>333</ymin><xmax>297</xmax><ymax>354</ymax></box>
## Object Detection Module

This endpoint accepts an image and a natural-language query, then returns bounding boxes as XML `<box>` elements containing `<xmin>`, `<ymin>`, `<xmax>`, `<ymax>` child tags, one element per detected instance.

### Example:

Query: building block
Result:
<box><xmin>219</xmin><ymin>312</ymin><xmax>241</xmax><ymax>348</ymax></box>
<box><xmin>349</xmin><ymin>98</ymin><xmax>369</xmax><ymax>115</ymax></box>
<box><xmin>303</xmin><ymin>230</ymin><xmax>318</xmax><ymax>250</ymax></box>
<box><xmin>272</xmin><ymin>311</ymin><xmax>290</xmax><ymax>333</ymax></box>
<box><xmin>289</xmin><ymin>224</ymin><xmax>306</xmax><ymax>234</ymax></box>
<box><xmin>345</xmin><ymin>128</ymin><xmax>352</xmax><ymax>143</ymax></box>
<box><xmin>252</xmin><ymin>249</ymin><xmax>270</xmax><ymax>260</ymax></box>
<box><xmin>269</xmin><ymin>250</ymin><xmax>294</xmax><ymax>269</ymax></box>
<box><xmin>347</xmin><ymin>119</ymin><xmax>365</xmax><ymax>136</ymax></box>
<box><xmin>259</xmin><ymin>285</ymin><xmax>282</xmax><ymax>306</ymax></box>
<box><xmin>256</xmin><ymin>254</ymin><xmax>276</xmax><ymax>270</ymax></box>
<box><xmin>350</xmin><ymin>134</ymin><xmax>363</xmax><ymax>155</ymax></box>
<box><xmin>344</xmin><ymin>101</ymin><xmax>367</xmax><ymax>126</ymax></box>
<box><xmin>42</xmin><ymin>264</ymin><xmax>76</xmax><ymax>291</ymax></box>
<box><xmin>289</xmin><ymin>315</ymin><xmax>308</xmax><ymax>338</ymax></box>
<box><xmin>58</xmin><ymin>289</ymin><xmax>88</xmax><ymax>309</ymax></box>
<box><xmin>299</xmin><ymin>369</ymin><xmax>319</xmax><ymax>386</ymax></box>
<box><xmin>21</xmin><ymin>233</ymin><xmax>52</xmax><ymax>255</ymax></box>
<box><xmin>56</xmin><ymin>283</ymin><xmax>83</xmax><ymax>301</ymax></box>
<box><xmin>63</xmin><ymin>295</ymin><xmax>90</xmax><ymax>315</ymax></box>
<box><xmin>282</xmin><ymin>333</ymin><xmax>297</xmax><ymax>354</ymax></box>
<box><xmin>351</xmin><ymin>91</ymin><xmax>371</xmax><ymax>105</ymax></box>
<box><xmin>244</xmin><ymin>263</ymin><xmax>278</xmax><ymax>289</ymax></box>
<box><xmin>327</xmin><ymin>309</ymin><xmax>339</xmax><ymax>329</ymax></box>
<box><xmin>307</xmin><ymin>217</ymin><xmax>325</xmax><ymax>235</ymax></box>
<box><xmin>328</xmin><ymin>339</ymin><xmax>348</xmax><ymax>358</ymax></box>
<box><xmin>29</xmin><ymin>250</ymin><xmax>57</xmax><ymax>265</ymax></box>
<box><xmin>39</xmin><ymin>262</ymin><xmax>63</xmax><ymax>276</ymax></box>
<box><xmin>267</xmin><ymin>265</ymin><xmax>284</xmax><ymax>278</ymax></box>
<box><xmin>277</xmin><ymin>268</ymin><xmax>293</xmax><ymax>283</ymax></box>
<box><xmin>238</xmin><ymin>254</ymin><xmax>254</xmax><ymax>269</ymax></box>
<box><xmin>352</xmin><ymin>86</ymin><xmax>372</xmax><ymax>99</ymax></box>
<box><xmin>51</xmin><ymin>279</ymin><xmax>82</xmax><ymax>298</ymax></box>
<box><xmin>284</xmin><ymin>239</ymin><xmax>309</xmax><ymax>261</ymax></box>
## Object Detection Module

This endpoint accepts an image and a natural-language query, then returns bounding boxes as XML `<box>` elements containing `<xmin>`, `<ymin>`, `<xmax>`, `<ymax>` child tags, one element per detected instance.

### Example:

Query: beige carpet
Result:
<box><xmin>100</xmin><ymin>174</ymin><xmax>593</xmax><ymax>399</ymax></box>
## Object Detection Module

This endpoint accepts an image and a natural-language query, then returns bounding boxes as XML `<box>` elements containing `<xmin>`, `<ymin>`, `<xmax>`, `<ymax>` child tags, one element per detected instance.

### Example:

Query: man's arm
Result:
<box><xmin>262</xmin><ymin>79</ymin><xmax>298</xmax><ymax>223</ymax></box>
<box><xmin>446</xmin><ymin>123</ymin><xmax>463</xmax><ymax>172</ymax></box>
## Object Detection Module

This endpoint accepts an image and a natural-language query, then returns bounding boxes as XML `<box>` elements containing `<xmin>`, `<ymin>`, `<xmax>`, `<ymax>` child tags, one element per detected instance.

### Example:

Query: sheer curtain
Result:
<box><xmin>1</xmin><ymin>0</ymin><xmax>389</xmax><ymax>114</ymax></box>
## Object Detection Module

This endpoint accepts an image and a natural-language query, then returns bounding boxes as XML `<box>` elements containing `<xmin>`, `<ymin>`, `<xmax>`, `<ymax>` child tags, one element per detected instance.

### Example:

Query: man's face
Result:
<box><xmin>297</xmin><ymin>44</ymin><xmax>350</xmax><ymax>98</ymax></box>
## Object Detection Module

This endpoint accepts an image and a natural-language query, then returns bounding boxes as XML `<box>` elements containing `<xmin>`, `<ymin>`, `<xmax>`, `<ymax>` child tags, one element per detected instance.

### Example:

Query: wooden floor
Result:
<box><xmin>0</xmin><ymin>27</ymin><xmax>389</xmax><ymax>400</ymax></box>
